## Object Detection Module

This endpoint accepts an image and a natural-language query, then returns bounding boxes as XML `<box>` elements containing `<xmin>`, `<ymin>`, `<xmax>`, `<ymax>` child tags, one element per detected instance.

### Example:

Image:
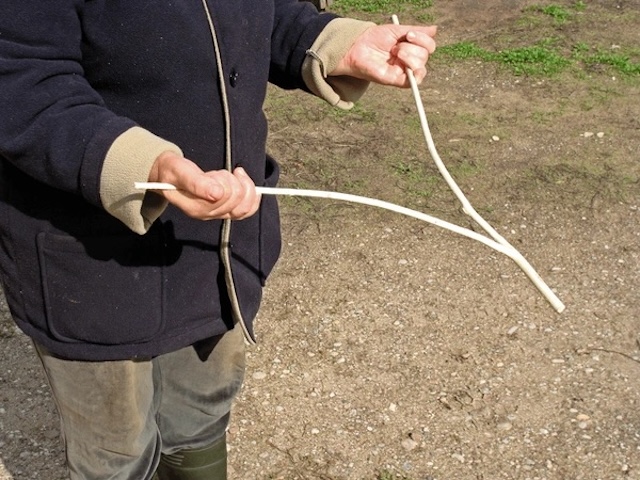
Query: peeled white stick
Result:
<box><xmin>391</xmin><ymin>14</ymin><xmax>564</xmax><ymax>312</ymax></box>
<box><xmin>134</xmin><ymin>182</ymin><xmax>564</xmax><ymax>312</ymax></box>
<box><xmin>134</xmin><ymin>183</ymin><xmax>511</xmax><ymax>255</ymax></box>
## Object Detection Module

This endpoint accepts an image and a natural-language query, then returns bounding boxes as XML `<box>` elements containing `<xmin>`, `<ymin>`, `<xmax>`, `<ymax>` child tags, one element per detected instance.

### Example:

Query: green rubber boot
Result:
<box><xmin>155</xmin><ymin>436</ymin><xmax>227</xmax><ymax>480</ymax></box>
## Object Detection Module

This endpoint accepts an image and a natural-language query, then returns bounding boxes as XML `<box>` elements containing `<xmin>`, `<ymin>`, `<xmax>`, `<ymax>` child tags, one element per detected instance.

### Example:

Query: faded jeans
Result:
<box><xmin>35</xmin><ymin>325</ymin><xmax>245</xmax><ymax>480</ymax></box>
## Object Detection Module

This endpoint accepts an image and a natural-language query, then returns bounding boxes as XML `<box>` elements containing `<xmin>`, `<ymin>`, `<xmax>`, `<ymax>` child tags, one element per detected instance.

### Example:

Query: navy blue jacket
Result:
<box><xmin>0</xmin><ymin>0</ymin><xmax>337</xmax><ymax>360</ymax></box>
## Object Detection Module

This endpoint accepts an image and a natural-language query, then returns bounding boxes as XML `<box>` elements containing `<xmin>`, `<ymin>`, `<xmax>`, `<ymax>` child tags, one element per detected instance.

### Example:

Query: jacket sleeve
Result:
<box><xmin>0</xmin><ymin>0</ymin><xmax>176</xmax><ymax>233</ymax></box>
<box><xmin>0</xmin><ymin>1</ymin><xmax>124</xmax><ymax>204</ymax></box>
<box><xmin>268</xmin><ymin>1</ymin><xmax>373</xmax><ymax>109</ymax></box>
<box><xmin>268</xmin><ymin>0</ymin><xmax>338</xmax><ymax>89</ymax></box>
<box><xmin>301</xmin><ymin>18</ymin><xmax>375</xmax><ymax>110</ymax></box>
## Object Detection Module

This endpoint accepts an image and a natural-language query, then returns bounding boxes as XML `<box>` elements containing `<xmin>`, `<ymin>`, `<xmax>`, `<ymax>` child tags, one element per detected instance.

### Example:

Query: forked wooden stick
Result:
<box><xmin>390</xmin><ymin>14</ymin><xmax>564</xmax><ymax>312</ymax></box>
<box><xmin>133</xmin><ymin>16</ymin><xmax>566</xmax><ymax>313</ymax></box>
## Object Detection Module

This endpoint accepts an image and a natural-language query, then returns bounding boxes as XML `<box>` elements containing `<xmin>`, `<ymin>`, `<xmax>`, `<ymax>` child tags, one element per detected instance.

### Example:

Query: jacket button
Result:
<box><xmin>229</xmin><ymin>70</ymin><xmax>239</xmax><ymax>87</ymax></box>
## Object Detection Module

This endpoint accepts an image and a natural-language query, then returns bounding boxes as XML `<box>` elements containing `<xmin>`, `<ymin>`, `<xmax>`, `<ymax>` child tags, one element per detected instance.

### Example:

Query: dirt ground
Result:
<box><xmin>1</xmin><ymin>1</ymin><xmax>639</xmax><ymax>479</ymax></box>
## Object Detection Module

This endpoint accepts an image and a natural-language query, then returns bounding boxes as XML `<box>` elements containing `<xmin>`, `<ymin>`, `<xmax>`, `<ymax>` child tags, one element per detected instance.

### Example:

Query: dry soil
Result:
<box><xmin>1</xmin><ymin>1</ymin><xmax>638</xmax><ymax>479</ymax></box>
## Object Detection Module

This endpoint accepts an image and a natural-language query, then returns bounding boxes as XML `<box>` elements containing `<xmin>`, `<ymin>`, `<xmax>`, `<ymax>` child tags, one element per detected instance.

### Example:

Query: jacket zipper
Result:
<box><xmin>200</xmin><ymin>0</ymin><xmax>256</xmax><ymax>345</ymax></box>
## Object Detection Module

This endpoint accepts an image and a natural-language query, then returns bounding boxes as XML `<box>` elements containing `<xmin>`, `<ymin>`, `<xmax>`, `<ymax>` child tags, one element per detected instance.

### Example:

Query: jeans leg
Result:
<box><xmin>35</xmin><ymin>325</ymin><xmax>245</xmax><ymax>480</ymax></box>
<box><xmin>155</xmin><ymin>325</ymin><xmax>246</xmax><ymax>454</ymax></box>
<box><xmin>35</xmin><ymin>344</ymin><xmax>161</xmax><ymax>480</ymax></box>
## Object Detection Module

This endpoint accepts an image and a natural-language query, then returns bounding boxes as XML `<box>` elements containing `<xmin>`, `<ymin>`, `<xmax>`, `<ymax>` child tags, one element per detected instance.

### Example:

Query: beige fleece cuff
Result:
<box><xmin>100</xmin><ymin>126</ymin><xmax>183</xmax><ymax>234</ymax></box>
<box><xmin>302</xmin><ymin>18</ymin><xmax>375</xmax><ymax>110</ymax></box>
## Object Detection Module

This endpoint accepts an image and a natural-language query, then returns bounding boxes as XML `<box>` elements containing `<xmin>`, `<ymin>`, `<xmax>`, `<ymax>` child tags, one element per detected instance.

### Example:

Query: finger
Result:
<box><xmin>161</xmin><ymin>173</ymin><xmax>229</xmax><ymax>219</ymax></box>
<box><xmin>395</xmin><ymin>42</ymin><xmax>431</xmax><ymax>72</ymax></box>
<box><xmin>184</xmin><ymin>173</ymin><xmax>226</xmax><ymax>202</ymax></box>
<box><xmin>203</xmin><ymin>171</ymin><xmax>245</xmax><ymax>218</ymax></box>
<box><xmin>151</xmin><ymin>154</ymin><xmax>226</xmax><ymax>202</ymax></box>
<box><xmin>405</xmin><ymin>28</ymin><xmax>438</xmax><ymax>51</ymax></box>
<box><xmin>230</xmin><ymin>167</ymin><xmax>261</xmax><ymax>219</ymax></box>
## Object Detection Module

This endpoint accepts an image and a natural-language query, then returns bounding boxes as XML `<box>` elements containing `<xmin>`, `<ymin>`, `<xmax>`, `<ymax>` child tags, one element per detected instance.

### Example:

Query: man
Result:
<box><xmin>0</xmin><ymin>1</ymin><xmax>435</xmax><ymax>478</ymax></box>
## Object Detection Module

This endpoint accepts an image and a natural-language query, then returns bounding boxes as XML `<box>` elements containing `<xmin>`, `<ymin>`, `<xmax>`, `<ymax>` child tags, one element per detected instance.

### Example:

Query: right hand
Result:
<box><xmin>147</xmin><ymin>151</ymin><xmax>261</xmax><ymax>220</ymax></box>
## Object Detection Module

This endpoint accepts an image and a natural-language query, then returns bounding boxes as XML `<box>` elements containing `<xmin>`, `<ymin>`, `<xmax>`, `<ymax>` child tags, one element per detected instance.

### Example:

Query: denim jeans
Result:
<box><xmin>35</xmin><ymin>325</ymin><xmax>245</xmax><ymax>480</ymax></box>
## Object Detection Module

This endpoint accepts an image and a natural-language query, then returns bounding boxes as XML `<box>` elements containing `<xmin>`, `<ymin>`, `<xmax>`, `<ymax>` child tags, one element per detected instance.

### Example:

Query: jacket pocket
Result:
<box><xmin>37</xmin><ymin>232</ymin><xmax>164</xmax><ymax>345</ymax></box>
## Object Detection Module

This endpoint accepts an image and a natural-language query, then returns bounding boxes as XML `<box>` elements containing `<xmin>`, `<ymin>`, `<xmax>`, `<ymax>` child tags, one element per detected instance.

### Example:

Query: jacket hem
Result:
<box><xmin>16</xmin><ymin>316</ymin><xmax>233</xmax><ymax>362</ymax></box>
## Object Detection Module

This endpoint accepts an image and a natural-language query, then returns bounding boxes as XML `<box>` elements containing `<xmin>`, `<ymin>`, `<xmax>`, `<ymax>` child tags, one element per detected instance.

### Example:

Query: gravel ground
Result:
<box><xmin>1</xmin><ymin>1</ymin><xmax>639</xmax><ymax>478</ymax></box>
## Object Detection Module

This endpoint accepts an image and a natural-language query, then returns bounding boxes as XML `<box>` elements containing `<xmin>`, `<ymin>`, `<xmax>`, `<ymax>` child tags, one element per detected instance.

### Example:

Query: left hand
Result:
<box><xmin>330</xmin><ymin>24</ymin><xmax>437</xmax><ymax>87</ymax></box>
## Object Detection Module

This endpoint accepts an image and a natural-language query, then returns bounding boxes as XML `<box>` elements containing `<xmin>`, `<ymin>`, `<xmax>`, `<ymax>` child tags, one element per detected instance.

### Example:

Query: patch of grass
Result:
<box><xmin>436</xmin><ymin>39</ymin><xmax>640</xmax><ymax>78</ymax></box>
<box><xmin>435</xmin><ymin>41</ymin><xmax>492</xmax><ymax>61</ymax></box>
<box><xmin>539</xmin><ymin>5</ymin><xmax>571</xmax><ymax>24</ymax></box>
<box><xmin>342</xmin><ymin>178</ymin><xmax>369</xmax><ymax>192</ymax></box>
<box><xmin>497</xmin><ymin>45</ymin><xmax>570</xmax><ymax>76</ymax></box>
<box><xmin>330</xmin><ymin>103</ymin><xmax>378</xmax><ymax>123</ymax></box>
<box><xmin>573</xmin><ymin>0</ymin><xmax>586</xmax><ymax>12</ymax></box>
<box><xmin>334</xmin><ymin>0</ymin><xmax>432</xmax><ymax>14</ymax></box>
<box><xmin>571</xmin><ymin>43</ymin><xmax>640</xmax><ymax>77</ymax></box>
<box><xmin>391</xmin><ymin>159</ymin><xmax>437</xmax><ymax>201</ymax></box>
<box><xmin>331</xmin><ymin>0</ymin><xmax>639</xmax><ymax>80</ymax></box>
<box><xmin>448</xmin><ymin>159</ymin><xmax>481</xmax><ymax>179</ymax></box>
<box><xmin>583</xmin><ymin>50</ymin><xmax>640</xmax><ymax>75</ymax></box>
<box><xmin>435</xmin><ymin>41</ymin><xmax>571</xmax><ymax>76</ymax></box>
<box><xmin>525</xmin><ymin>2</ymin><xmax>586</xmax><ymax>24</ymax></box>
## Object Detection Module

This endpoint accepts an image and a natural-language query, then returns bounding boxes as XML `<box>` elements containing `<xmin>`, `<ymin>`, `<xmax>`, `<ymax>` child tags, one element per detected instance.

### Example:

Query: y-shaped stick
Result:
<box><xmin>135</xmin><ymin>182</ymin><xmax>564</xmax><ymax>313</ymax></box>
<box><xmin>389</xmin><ymin>14</ymin><xmax>564</xmax><ymax>312</ymax></box>
<box><xmin>133</xmin><ymin>18</ymin><xmax>566</xmax><ymax>313</ymax></box>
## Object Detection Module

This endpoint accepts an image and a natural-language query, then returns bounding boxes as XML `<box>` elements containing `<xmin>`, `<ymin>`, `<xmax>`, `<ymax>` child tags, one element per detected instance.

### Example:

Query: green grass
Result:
<box><xmin>435</xmin><ymin>40</ymin><xmax>640</xmax><ymax>78</ymax></box>
<box><xmin>329</xmin><ymin>103</ymin><xmax>379</xmax><ymax>122</ymax></box>
<box><xmin>498</xmin><ymin>44</ymin><xmax>570</xmax><ymax>76</ymax></box>
<box><xmin>524</xmin><ymin>2</ymin><xmax>587</xmax><ymax>25</ymax></box>
<box><xmin>333</xmin><ymin>0</ymin><xmax>432</xmax><ymax>15</ymax></box>
<box><xmin>435</xmin><ymin>41</ymin><xmax>571</xmax><ymax>76</ymax></box>
<box><xmin>331</xmin><ymin>0</ymin><xmax>639</xmax><ymax>79</ymax></box>
<box><xmin>391</xmin><ymin>158</ymin><xmax>438</xmax><ymax>202</ymax></box>
<box><xmin>537</xmin><ymin>4</ymin><xmax>571</xmax><ymax>24</ymax></box>
<box><xmin>582</xmin><ymin>50</ymin><xmax>640</xmax><ymax>75</ymax></box>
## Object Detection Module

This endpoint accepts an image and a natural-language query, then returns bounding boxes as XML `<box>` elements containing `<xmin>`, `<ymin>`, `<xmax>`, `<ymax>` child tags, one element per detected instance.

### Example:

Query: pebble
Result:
<box><xmin>497</xmin><ymin>421</ymin><xmax>513</xmax><ymax>431</ymax></box>
<box><xmin>401</xmin><ymin>438</ymin><xmax>418</xmax><ymax>451</ymax></box>
<box><xmin>252</xmin><ymin>371</ymin><xmax>267</xmax><ymax>380</ymax></box>
<box><xmin>492</xmin><ymin>135</ymin><xmax>500</xmax><ymax>141</ymax></box>
<box><xmin>452</xmin><ymin>453</ymin><xmax>465</xmax><ymax>463</ymax></box>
